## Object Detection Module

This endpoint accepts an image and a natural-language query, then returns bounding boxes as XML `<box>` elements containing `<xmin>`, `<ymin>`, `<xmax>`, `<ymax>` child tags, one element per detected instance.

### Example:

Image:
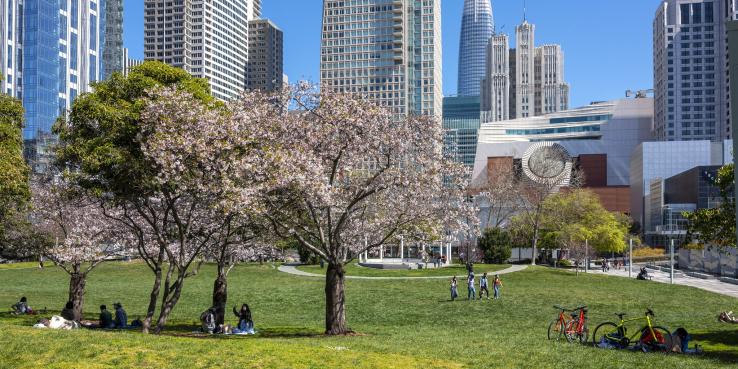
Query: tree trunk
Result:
<box><xmin>531</xmin><ymin>227</ymin><xmax>539</xmax><ymax>266</ymax></box>
<box><xmin>68</xmin><ymin>273</ymin><xmax>86</xmax><ymax>321</ymax></box>
<box><xmin>154</xmin><ymin>273</ymin><xmax>186</xmax><ymax>334</ymax></box>
<box><xmin>142</xmin><ymin>267</ymin><xmax>162</xmax><ymax>334</ymax></box>
<box><xmin>212</xmin><ymin>269</ymin><xmax>228</xmax><ymax>327</ymax></box>
<box><xmin>325</xmin><ymin>262</ymin><xmax>350</xmax><ymax>335</ymax></box>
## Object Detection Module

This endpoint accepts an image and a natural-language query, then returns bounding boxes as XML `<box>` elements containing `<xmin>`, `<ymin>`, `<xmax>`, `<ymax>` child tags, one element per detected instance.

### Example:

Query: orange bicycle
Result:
<box><xmin>548</xmin><ymin>305</ymin><xmax>588</xmax><ymax>343</ymax></box>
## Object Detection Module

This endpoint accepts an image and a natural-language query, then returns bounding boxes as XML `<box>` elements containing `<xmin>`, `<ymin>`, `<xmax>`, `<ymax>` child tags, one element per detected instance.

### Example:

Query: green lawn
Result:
<box><xmin>295</xmin><ymin>263</ymin><xmax>510</xmax><ymax>277</ymax></box>
<box><xmin>0</xmin><ymin>262</ymin><xmax>737</xmax><ymax>368</ymax></box>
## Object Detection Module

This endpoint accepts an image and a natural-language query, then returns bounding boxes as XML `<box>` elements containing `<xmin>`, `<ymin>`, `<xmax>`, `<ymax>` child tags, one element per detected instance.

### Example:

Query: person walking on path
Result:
<box><xmin>467</xmin><ymin>273</ymin><xmax>477</xmax><ymax>301</ymax></box>
<box><xmin>450</xmin><ymin>276</ymin><xmax>458</xmax><ymax>301</ymax></box>
<box><xmin>479</xmin><ymin>273</ymin><xmax>490</xmax><ymax>300</ymax></box>
<box><xmin>493</xmin><ymin>275</ymin><xmax>503</xmax><ymax>300</ymax></box>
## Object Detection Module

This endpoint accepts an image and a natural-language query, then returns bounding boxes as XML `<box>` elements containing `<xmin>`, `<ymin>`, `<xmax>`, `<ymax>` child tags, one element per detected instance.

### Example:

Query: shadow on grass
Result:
<box><xmin>160</xmin><ymin>324</ymin><xmax>326</xmax><ymax>340</ymax></box>
<box><xmin>691</xmin><ymin>329</ymin><xmax>738</xmax><ymax>364</ymax></box>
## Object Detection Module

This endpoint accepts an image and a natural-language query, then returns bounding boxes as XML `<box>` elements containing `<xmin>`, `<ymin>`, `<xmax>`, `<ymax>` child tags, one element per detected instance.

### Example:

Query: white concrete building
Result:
<box><xmin>653</xmin><ymin>0</ymin><xmax>737</xmax><ymax>141</ymax></box>
<box><xmin>481</xmin><ymin>19</ymin><xmax>569</xmax><ymax>122</ymax></box>
<box><xmin>480</xmin><ymin>34</ymin><xmax>510</xmax><ymax>122</ymax></box>
<box><xmin>320</xmin><ymin>0</ymin><xmax>442</xmax><ymax>119</ymax></box>
<box><xmin>144</xmin><ymin>0</ymin><xmax>261</xmax><ymax>100</ymax></box>
<box><xmin>0</xmin><ymin>0</ymin><xmax>22</xmax><ymax>98</ymax></box>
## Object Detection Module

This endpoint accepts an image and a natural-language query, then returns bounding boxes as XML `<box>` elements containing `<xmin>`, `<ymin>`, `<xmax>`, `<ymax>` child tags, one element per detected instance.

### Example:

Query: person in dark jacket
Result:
<box><xmin>233</xmin><ymin>304</ymin><xmax>254</xmax><ymax>334</ymax></box>
<box><xmin>61</xmin><ymin>301</ymin><xmax>76</xmax><ymax>321</ymax></box>
<box><xmin>99</xmin><ymin>305</ymin><xmax>114</xmax><ymax>329</ymax></box>
<box><xmin>113</xmin><ymin>302</ymin><xmax>128</xmax><ymax>328</ymax></box>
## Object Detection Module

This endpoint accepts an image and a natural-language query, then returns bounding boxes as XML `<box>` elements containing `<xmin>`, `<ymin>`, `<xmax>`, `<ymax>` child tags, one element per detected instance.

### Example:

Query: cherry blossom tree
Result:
<box><xmin>252</xmin><ymin>85</ymin><xmax>476</xmax><ymax>335</ymax></box>
<box><xmin>31</xmin><ymin>177</ymin><xmax>120</xmax><ymax>320</ymax></box>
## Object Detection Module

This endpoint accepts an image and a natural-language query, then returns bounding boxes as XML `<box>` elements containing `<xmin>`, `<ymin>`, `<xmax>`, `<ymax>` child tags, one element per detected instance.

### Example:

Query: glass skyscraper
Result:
<box><xmin>457</xmin><ymin>0</ymin><xmax>494</xmax><ymax>97</ymax></box>
<box><xmin>321</xmin><ymin>0</ymin><xmax>443</xmax><ymax>119</ymax></box>
<box><xmin>443</xmin><ymin>96</ymin><xmax>481</xmax><ymax>168</ymax></box>
<box><xmin>0</xmin><ymin>0</ymin><xmax>107</xmax><ymax>171</ymax></box>
<box><xmin>103</xmin><ymin>0</ymin><xmax>123</xmax><ymax>78</ymax></box>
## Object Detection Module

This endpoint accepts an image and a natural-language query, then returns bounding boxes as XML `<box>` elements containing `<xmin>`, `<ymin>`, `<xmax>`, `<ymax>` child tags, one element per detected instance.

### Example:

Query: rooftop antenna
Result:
<box><xmin>523</xmin><ymin>0</ymin><xmax>527</xmax><ymax>22</ymax></box>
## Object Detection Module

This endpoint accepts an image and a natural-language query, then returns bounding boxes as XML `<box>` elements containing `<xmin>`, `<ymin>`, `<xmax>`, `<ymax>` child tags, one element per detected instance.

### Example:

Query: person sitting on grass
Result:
<box><xmin>61</xmin><ymin>301</ymin><xmax>76</xmax><ymax>321</ymax></box>
<box><xmin>113</xmin><ymin>302</ymin><xmax>128</xmax><ymax>328</ymax></box>
<box><xmin>233</xmin><ymin>304</ymin><xmax>255</xmax><ymax>334</ymax></box>
<box><xmin>11</xmin><ymin>297</ymin><xmax>33</xmax><ymax>315</ymax></box>
<box><xmin>200</xmin><ymin>307</ymin><xmax>216</xmax><ymax>334</ymax></box>
<box><xmin>99</xmin><ymin>305</ymin><xmax>115</xmax><ymax>329</ymax></box>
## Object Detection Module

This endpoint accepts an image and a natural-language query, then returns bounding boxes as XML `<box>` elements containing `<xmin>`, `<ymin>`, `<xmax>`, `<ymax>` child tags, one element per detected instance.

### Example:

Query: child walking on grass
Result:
<box><xmin>493</xmin><ymin>275</ymin><xmax>503</xmax><ymax>300</ymax></box>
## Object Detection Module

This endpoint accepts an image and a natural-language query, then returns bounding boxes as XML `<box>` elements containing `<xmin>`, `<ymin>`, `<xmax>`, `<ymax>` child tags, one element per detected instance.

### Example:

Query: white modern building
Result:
<box><xmin>0</xmin><ymin>0</ymin><xmax>22</xmax><ymax>98</ymax></box>
<box><xmin>320</xmin><ymin>0</ymin><xmax>443</xmax><ymax>119</ymax></box>
<box><xmin>144</xmin><ymin>0</ymin><xmax>261</xmax><ymax>100</ymax></box>
<box><xmin>480</xmin><ymin>19</ymin><xmax>569</xmax><ymax>122</ymax></box>
<box><xmin>473</xmin><ymin>98</ymin><xmax>654</xmax><ymax>217</ymax></box>
<box><xmin>653</xmin><ymin>0</ymin><xmax>737</xmax><ymax>141</ymax></box>
<box><xmin>630</xmin><ymin>139</ymin><xmax>733</xmax><ymax>232</ymax></box>
<box><xmin>122</xmin><ymin>48</ymin><xmax>143</xmax><ymax>77</ymax></box>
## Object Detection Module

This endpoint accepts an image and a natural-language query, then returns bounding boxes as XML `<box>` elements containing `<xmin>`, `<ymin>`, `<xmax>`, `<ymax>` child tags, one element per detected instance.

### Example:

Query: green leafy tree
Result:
<box><xmin>477</xmin><ymin>227</ymin><xmax>512</xmax><ymax>264</ymax></box>
<box><xmin>0</xmin><ymin>74</ymin><xmax>30</xmax><ymax>254</ymax></box>
<box><xmin>54</xmin><ymin>62</ymin><xmax>215</xmax><ymax>334</ymax></box>
<box><xmin>683</xmin><ymin>164</ymin><xmax>736</xmax><ymax>248</ymax></box>
<box><xmin>531</xmin><ymin>190</ymin><xmax>628</xmax><ymax>273</ymax></box>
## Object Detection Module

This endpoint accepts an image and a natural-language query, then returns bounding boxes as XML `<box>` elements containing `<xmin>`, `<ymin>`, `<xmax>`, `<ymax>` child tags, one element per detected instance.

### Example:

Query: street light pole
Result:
<box><xmin>628</xmin><ymin>238</ymin><xmax>633</xmax><ymax>278</ymax></box>
<box><xmin>670</xmin><ymin>238</ymin><xmax>675</xmax><ymax>285</ymax></box>
<box><xmin>585</xmin><ymin>239</ymin><xmax>589</xmax><ymax>273</ymax></box>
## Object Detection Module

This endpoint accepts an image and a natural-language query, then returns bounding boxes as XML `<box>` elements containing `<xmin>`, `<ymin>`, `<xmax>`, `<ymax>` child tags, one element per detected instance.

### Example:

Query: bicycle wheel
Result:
<box><xmin>548</xmin><ymin>319</ymin><xmax>565</xmax><ymax>341</ymax></box>
<box><xmin>592</xmin><ymin>322</ymin><xmax>622</xmax><ymax>348</ymax></box>
<box><xmin>639</xmin><ymin>326</ymin><xmax>674</xmax><ymax>353</ymax></box>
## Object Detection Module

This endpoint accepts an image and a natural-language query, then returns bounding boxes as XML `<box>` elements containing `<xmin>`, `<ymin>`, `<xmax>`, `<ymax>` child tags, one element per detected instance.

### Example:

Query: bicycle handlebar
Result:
<box><xmin>553</xmin><ymin>305</ymin><xmax>588</xmax><ymax>311</ymax></box>
<box><xmin>646</xmin><ymin>308</ymin><xmax>655</xmax><ymax>317</ymax></box>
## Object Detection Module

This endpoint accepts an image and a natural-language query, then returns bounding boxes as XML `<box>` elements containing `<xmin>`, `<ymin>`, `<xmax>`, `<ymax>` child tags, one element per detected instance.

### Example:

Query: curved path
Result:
<box><xmin>278</xmin><ymin>263</ymin><xmax>528</xmax><ymax>280</ymax></box>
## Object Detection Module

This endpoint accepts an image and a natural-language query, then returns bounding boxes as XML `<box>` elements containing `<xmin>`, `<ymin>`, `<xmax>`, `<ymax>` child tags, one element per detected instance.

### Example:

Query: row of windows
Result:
<box><xmin>549</xmin><ymin>114</ymin><xmax>611</xmax><ymax>124</ymax></box>
<box><xmin>506</xmin><ymin>124</ymin><xmax>601</xmax><ymax>136</ymax></box>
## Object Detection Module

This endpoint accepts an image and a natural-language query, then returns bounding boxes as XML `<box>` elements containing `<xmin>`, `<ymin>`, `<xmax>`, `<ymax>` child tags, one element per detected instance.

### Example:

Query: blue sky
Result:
<box><xmin>124</xmin><ymin>0</ymin><xmax>659</xmax><ymax>108</ymax></box>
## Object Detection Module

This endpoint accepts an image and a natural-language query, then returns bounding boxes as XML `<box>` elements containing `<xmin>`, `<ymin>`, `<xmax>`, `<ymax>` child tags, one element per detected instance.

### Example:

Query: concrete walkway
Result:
<box><xmin>277</xmin><ymin>263</ymin><xmax>528</xmax><ymax>280</ymax></box>
<box><xmin>584</xmin><ymin>266</ymin><xmax>738</xmax><ymax>299</ymax></box>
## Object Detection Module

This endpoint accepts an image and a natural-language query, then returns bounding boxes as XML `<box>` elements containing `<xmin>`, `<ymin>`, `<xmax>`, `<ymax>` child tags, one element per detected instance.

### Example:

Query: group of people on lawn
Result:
<box><xmin>450</xmin><ymin>271</ymin><xmax>502</xmax><ymax>301</ymax></box>
<box><xmin>12</xmin><ymin>296</ymin><xmax>136</xmax><ymax>330</ymax></box>
<box><xmin>199</xmin><ymin>304</ymin><xmax>255</xmax><ymax>335</ymax></box>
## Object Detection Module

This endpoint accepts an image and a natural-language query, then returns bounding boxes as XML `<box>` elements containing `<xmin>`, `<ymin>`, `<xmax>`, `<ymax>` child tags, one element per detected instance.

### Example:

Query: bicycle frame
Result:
<box><xmin>610</xmin><ymin>314</ymin><xmax>657</xmax><ymax>343</ymax></box>
<box><xmin>567</xmin><ymin>308</ymin><xmax>587</xmax><ymax>335</ymax></box>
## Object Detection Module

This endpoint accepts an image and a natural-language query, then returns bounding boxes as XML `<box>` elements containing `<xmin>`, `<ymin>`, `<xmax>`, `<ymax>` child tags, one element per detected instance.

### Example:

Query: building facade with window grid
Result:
<box><xmin>246</xmin><ymin>18</ymin><xmax>283</xmax><ymax>92</ymax></box>
<box><xmin>144</xmin><ymin>0</ymin><xmax>261</xmax><ymax>100</ymax></box>
<box><xmin>653</xmin><ymin>0</ymin><xmax>738</xmax><ymax>142</ymax></box>
<box><xmin>320</xmin><ymin>0</ymin><xmax>442</xmax><ymax>119</ymax></box>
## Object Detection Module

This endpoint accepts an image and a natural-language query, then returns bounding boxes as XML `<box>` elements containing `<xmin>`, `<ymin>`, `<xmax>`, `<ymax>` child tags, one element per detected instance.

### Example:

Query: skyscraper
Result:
<box><xmin>320</xmin><ymin>0</ymin><xmax>443</xmax><ymax>118</ymax></box>
<box><xmin>103</xmin><ymin>0</ymin><xmax>124</xmax><ymax>78</ymax></box>
<box><xmin>480</xmin><ymin>19</ymin><xmax>569</xmax><ymax>122</ymax></box>
<box><xmin>246</xmin><ymin>18</ymin><xmax>284</xmax><ymax>92</ymax></box>
<box><xmin>457</xmin><ymin>0</ymin><xmax>494</xmax><ymax>97</ymax></box>
<box><xmin>653</xmin><ymin>0</ymin><xmax>736</xmax><ymax>141</ymax></box>
<box><xmin>22</xmin><ymin>0</ymin><xmax>106</xmax><ymax>141</ymax></box>
<box><xmin>0</xmin><ymin>0</ymin><xmax>22</xmax><ymax>98</ymax></box>
<box><xmin>144</xmin><ymin>0</ymin><xmax>262</xmax><ymax>100</ymax></box>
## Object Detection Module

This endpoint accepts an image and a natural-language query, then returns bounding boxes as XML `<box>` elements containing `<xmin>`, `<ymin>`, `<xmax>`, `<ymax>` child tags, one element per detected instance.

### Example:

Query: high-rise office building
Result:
<box><xmin>246</xmin><ymin>18</ymin><xmax>283</xmax><ymax>92</ymax></box>
<box><xmin>0</xmin><ymin>0</ymin><xmax>22</xmax><ymax>98</ymax></box>
<box><xmin>23</xmin><ymin>0</ymin><xmax>106</xmax><ymax>142</ymax></box>
<box><xmin>458</xmin><ymin>0</ymin><xmax>494</xmax><ymax>97</ymax></box>
<box><xmin>443</xmin><ymin>96</ymin><xmax>481</xmax><ymax>169</ymax></box>
<box><xmin>144</xmin><ymin>0</ymin><xmax>261</xmax><ymax>100</ymax></box>
<box><xmin>480</xmin><ymin>34</ymin><xmax>509</xmax><ymax>122</ymax></box>
<box><xmin>653</xmin><ymin>0</ymin><xmax>737</xmax><ymax>141</ymax></box>
<box><xmin>480</xmin><ymin>19</ymin><xmax>569</xmax><ymax>122</ymax></box>
<box><xmin>320</xmin><ymin>0</ymin><xmax>443</xmax><ymax>119</ymax></box>
<box><xmin>122</xmin><ymin>48</ymin><xmax>144</xmax><ymax>77</ymax></box>
<box><xmin>103</xmin><ymin>0</ymin><xmax>124</xmax><ymax>78</ymax></box>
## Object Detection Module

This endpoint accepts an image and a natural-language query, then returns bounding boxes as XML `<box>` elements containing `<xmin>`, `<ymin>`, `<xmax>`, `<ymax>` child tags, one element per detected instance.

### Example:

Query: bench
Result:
<box><xmin>719</xmin><ymin>277</ymin><xmax>738</xmax><ymax>286</ymax></box>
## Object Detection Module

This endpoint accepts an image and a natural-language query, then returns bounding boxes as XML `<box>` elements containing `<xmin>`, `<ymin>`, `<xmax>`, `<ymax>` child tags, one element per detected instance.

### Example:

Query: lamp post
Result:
<box><xmin>628</xmin><ymin>238</ymin><xmax>633</xmax><ymax>278</ymax></box>
<box><xmin>585</xmin><ymin>239</ymin><xmax>589</xmax><ymax>273</ymax></box>
<box><xmin>670</xmin><ymin>238</ymin><xmax>675</xmax><ymax>285</ymax></box>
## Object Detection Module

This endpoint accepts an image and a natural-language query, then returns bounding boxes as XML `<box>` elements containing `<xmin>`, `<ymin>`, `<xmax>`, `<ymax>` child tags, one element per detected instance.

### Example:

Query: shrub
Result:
<box><xmin>478</xmin><ymin>228</ymin><xmax>512</xmax><ymax>264</ymax></box>
<box><xmin>632</xmin><ymin>247</ymin><xmax>665</xmax><ymax>258</ymax></box>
